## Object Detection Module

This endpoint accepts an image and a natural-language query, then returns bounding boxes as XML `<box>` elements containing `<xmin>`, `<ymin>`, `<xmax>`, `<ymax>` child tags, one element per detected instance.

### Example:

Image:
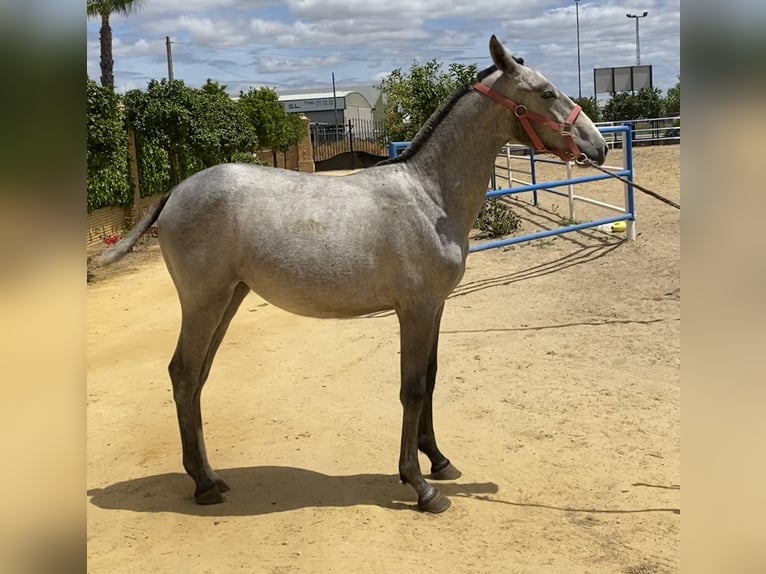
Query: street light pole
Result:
<box><xmin>626</xmin><ymin>11</ymin><xmax>648</xmax><ymax>66</ymax></box>
<box><xmin>575</xmin><ymin>0</ymin><xmax>582</xmax><ymax>99</ymax></box>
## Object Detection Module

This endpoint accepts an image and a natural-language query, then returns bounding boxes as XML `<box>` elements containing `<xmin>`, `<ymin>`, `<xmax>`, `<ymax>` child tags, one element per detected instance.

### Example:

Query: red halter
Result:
<box><xmin>473</xmin><ymin>82</ymin><xmax>585</xmax><ymax>162</ymax></box>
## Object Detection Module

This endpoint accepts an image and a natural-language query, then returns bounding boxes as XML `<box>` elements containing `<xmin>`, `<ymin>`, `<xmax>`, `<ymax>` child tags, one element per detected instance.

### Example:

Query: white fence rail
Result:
<box><xmin>595</xmin><ymin>116</ymin><xmax>680</xmax><ymax>148</ymax></box>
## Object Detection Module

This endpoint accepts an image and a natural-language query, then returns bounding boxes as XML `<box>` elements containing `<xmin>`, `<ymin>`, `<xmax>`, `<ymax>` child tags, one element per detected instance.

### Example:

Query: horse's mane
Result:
<box><xmin>377</xmin><ymin>58</ymin><xmax>524</xmax><ymax>167</ymax></box>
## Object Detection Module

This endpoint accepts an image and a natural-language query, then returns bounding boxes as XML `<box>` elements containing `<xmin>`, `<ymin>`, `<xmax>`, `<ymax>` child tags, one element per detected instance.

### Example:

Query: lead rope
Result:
<box><xmin>578</xmin><ymin>156</ymin><xmax>681</xmax><ymax>210</ymax></box>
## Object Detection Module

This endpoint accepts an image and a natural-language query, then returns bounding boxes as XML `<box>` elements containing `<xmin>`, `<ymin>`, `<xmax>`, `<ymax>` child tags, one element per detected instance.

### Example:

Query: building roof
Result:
<box><xmin>277</xmin><ymin>87</ymin><xmax>383</xmax><ymax>107</ymax></box>
<box><xmin>343</xmin><ymin>85</ymin><xmax>383</xmax><ymax>108</ymax></box>
<box><xmin>278</xmin><ymin>91</ymin><xmax>355</xmax><ymax>102</ymax></box>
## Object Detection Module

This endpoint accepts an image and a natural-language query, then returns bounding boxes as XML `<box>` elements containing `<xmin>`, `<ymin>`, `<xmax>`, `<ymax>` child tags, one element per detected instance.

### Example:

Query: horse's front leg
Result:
<box><xmin>396</xmin><ymin>305</ymin><xmax>451</xmax><ymax>513</ymax></box>
<box><xmin>418</xmin><ymin>303</ymin><xmax>462</xmax><ymax>481</ymax></box>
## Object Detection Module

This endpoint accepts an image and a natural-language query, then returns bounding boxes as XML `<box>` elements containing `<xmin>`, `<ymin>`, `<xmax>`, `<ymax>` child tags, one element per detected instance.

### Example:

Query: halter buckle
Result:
<box><xmin>514</xmin><ymin>105</ymin><xmax>528</xmax><ymax>118</ymax></box>
<box><xmin>561</xmin><ymin>123</ymin><xmax>573</xmax><ymax>136</ymax></box>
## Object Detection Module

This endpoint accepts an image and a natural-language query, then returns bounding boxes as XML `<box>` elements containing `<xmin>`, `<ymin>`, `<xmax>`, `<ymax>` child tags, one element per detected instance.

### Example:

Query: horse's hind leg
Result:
<box><xmin>168</xmin><ymin>281</ymin><xmax>250</xmax><ymax>505</ymax></box>
<box><xmin>418</xmin><ymin>303</ymin><xmax>462</xmax><ymax>481</ymax></box>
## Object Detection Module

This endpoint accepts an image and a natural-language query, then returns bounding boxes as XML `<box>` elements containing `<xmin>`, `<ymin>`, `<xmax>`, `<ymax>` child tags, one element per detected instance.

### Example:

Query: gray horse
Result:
<box><xmin>96</xmin><ymin>35</ymin><xmax>607</xmax><ymax>513</ymax></box>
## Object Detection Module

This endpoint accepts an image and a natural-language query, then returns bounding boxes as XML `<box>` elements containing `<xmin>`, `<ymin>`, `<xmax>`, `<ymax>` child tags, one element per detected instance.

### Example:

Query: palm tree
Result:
<box><xmin>87</xmin><ymin>0</ymin><xmax>144</xmax><ymax>89</ymax></box>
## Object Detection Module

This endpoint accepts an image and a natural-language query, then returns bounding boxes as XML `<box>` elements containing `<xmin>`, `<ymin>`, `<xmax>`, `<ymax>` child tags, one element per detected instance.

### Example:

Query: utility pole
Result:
<box><xmin>625</xmin><ymin>12</ymin><xmax>648</xmax><ymax>65</ymax></box>
<box><xmin>331</xmin><ymin>72</ymin><xmax>339</xmax><ymax>140</ymax></box>
<box><xmin>575</xmin><ymin>0</ymin><xmax>582</xmax><ymax>99</ymax></box>
<box><xmin>166</xmin><ymin>36</ymin><xmax>174</xmax><ymax>81</ymax></box>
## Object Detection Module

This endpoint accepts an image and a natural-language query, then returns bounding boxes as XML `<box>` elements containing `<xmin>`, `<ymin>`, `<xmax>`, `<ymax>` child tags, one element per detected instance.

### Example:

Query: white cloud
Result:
<box><xmin>88</xmin><ymin>1</ymin><xmax>679</xmax><ymax>96</ymax></box>
<box><xmin>286</xmin><ymin>0</ymin><xmax>542</xmax><ymax>22</ymax></box>
<box><xmin>256</xmin><ymin>53</ymin><xmax>347</xmax><ymax>73</ymax></box>
<box><xmin>112</xmin><ymin>37</ymin><xmax>163</xmax><ymax>58</ymax></box>
<box><xmin>132</xmin><ymin>0</ymin><xmax>276</xmax><ymax>17</ymax></box>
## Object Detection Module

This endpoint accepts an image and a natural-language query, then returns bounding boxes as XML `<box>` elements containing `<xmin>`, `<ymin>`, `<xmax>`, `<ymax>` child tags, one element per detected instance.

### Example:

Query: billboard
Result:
<box><xmin>593</xmin><ymin>65</ymin><xmax>653</xmax><ymax>96</ymax></box>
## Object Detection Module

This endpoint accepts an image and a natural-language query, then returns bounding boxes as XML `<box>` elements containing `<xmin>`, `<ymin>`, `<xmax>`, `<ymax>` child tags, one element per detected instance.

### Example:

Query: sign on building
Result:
<box><xmin>282</xmin><ymin>97</ymin><xmax>346</xmax><ymax>113</ymax></box>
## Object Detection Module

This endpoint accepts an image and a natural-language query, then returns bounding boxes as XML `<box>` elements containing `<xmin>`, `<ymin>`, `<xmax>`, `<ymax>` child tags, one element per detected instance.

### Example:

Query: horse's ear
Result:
<box><xmin>489</xmin><ymin>35</ymin><xmax>518</xmax><ymax>74</ymax></box>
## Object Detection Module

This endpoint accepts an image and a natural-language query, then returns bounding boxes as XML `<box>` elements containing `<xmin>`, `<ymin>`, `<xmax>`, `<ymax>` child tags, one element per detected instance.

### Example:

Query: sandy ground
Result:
<box><xmin>87</xmin><ymin>146</ymin><xmax>680</xmax><ymax>573</ymax></box>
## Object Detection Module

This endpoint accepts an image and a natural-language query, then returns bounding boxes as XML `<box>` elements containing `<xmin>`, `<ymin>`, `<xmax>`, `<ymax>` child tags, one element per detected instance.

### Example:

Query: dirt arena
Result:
<box><xmin>87</xmin><ymin>146</ymin><xmax>680</xmax><ymax>573</ymax></box>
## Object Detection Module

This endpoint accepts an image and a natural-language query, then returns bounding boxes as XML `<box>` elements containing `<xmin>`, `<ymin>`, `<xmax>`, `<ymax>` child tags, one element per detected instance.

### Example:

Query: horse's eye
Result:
<box><xmin>542</xmin><ymin>90</ymin><xmax>556</xmax><ymax>99</ymax></box>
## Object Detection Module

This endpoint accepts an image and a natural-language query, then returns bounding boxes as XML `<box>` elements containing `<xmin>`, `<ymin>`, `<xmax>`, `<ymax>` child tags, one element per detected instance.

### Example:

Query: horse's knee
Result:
<box><xmin>168</xmin><ymin>352</ymin><xmax>183</xmax><ymax>385</ymax></box>
<box><xmin>400</xmin><ymin>379</ymin><xmax>427</xmax><ymax>406</ymax></box>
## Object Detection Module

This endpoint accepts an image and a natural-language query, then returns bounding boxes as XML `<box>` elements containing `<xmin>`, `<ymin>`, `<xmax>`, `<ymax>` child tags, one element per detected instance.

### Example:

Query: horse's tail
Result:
<box><xmin>93</xmin><ymin>193</ymin><xmax>171</xmax><ymax>267</ymax></box>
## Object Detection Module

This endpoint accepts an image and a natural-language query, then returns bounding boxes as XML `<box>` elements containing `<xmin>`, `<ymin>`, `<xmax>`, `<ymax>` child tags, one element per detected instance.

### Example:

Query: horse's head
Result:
<box><xmin>477</xmin><ymin>35</ymin><xmax>607</xmax><ymax>165</ymax></box>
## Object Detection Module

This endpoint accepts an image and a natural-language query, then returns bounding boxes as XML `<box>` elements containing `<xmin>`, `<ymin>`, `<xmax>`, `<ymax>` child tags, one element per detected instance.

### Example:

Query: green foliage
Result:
<box><xmin>602</xmin><ymin>87</ymin><xmax>666</xmax><ymax>121</ymax></box>
<box><xmin>276</xmin><ymin>113</ymin><xmax>307</xmax><ymax>152</ymax></box>
<box><xmin>86</xmin><ymin>0</ymin><xmax>144</xmax><ymax>18</ymax></box>
<box><xmin>200</xmin><ymin>78</ymin><xmax>229</xmax><ymax>97</ymax></box>
<box><xmin>572</xmin><ymin>96</ymin><xmax>600</xmax><ymax>122</ymax></box>
<box><xmin>125</xmin><ymin>79</ymin><xmax>258</xmax><ymax>189</ymax></box>
<box><xmin>188</xmin><ymin>81</ymin><xmax>259</xmax><ymax>168</ymax></box>
<box><xmin>665</xmin><ymin>78</ymin><xmax>680</xmax><ymax>116</ymax></box>
<box><xmin>475</xmin><ymin>199</ymin><xmax>521</xmax><ymax>237</ymax></box>
<box><xmin>87</xmin><ymin>77</ymin><xmax>133</xmax><ymax>211</ymax></box>
<box><xmin>133</xmin><ymin>138</ymin><xmax>171</xmax><ymax>198</ymax></box>
<box><xmin>377</xmin><ymin>60</ymin><xmax>478</xmax><ymax>141</ymax></box>
<box><xmin>237</xmin><ymin>87</ymin><xmax>282</xmax><ymax>151</ymax></box>
<box><xmin>237</xmin><ymin>87</ymin><xmax>305</xmax><ymax>154</ymax></box>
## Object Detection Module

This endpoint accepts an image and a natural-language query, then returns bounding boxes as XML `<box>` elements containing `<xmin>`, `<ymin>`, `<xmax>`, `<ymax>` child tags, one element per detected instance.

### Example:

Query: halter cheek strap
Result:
<box><xmin>473</xmin><ymin>82</ymin><xmax>585</xmax><ymax>162</ymax></box>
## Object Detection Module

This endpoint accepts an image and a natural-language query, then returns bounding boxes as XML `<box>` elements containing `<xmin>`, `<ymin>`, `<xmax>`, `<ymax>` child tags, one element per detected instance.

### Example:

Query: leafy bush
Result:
<box><xmin>125</xmin><ymin>79</ymin><xmax>259</xmax><ymax>188</ymax></box>
<box><xmin>572</xmin><ymin>96</ymin><xmax>601</xmax><ymax>122</ymax></box>
<box><xmin>602</xmin><ymin>87</ymin><xmax>666</xmax><ymax>121</ymax></box>
<box><xmin>475</xmin><ymin>199</ymin><xmax>521</xmax><ymax>237</ymax></box>
<box><xmin>664</xmin><ymin>79</ymin><xmax>680</xmax><ymax>116</ymax></box>
<box><xmin>87</xmin><ymin>78</ymin><xmax>133</xmax><ymax>211</ymax></box>
<box><xmin>237</xmin><ymin>87</ymin><xmax>306</xmax><ymax>165</ymax></box>
<box><xmin>377</xmin><ymin>60</ymin><xmax>478</xmax><ymax>142</ymax></box>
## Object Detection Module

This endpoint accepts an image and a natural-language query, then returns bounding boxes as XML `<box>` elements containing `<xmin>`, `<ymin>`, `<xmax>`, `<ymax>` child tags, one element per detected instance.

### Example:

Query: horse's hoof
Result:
<box><xmin>429</xmin><ymin>462</ymin><xmax>462</xmax><ymax>481</ymax></box>
<box><xmin>215</xmin><ymin>477</ymin><xmax>230</xmax><ymax>493</ymax></box>
<box><xmin>195</xmin><ymin>485</ymin><xmax>224</xmax><ymax>505</ymax></box>
<box><xmin>418</xmin><ymin>490</ymin><xmax>451</xmax><ymax>514</ymax></box>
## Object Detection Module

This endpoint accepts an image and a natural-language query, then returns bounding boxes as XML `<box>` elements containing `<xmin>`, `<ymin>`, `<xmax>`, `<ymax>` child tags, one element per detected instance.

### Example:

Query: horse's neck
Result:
<box><xmin>407</xmin><ymin>91</ymin><xmax>515</xmax><ymax>236</ymax></box>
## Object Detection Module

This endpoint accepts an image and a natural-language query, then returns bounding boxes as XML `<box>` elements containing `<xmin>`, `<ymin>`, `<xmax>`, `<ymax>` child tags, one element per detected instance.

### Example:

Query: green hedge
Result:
<box><xmin>87</xmin><ymin>79</ymin><xmax>133</xmax><ymax>212</ymax></box>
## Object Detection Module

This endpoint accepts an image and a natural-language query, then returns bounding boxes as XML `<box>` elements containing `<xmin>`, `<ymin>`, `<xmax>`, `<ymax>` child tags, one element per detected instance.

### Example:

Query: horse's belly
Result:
<box><xmin>240</xmin><ymin>250</ymin><xmax>394</xmax><ymax>318</ymax></box>
<box><xmin>246</xmin><ymin>277</ymin><xmax>392</xmax><ymax>319</ymax></box>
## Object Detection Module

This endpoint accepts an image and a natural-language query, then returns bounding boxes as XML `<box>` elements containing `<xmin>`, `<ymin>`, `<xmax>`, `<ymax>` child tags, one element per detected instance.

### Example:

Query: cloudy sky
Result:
<box><xmin>86</xmin><ymin>0</ymin><xmax>680</xmax><ymax>99</ymax></box>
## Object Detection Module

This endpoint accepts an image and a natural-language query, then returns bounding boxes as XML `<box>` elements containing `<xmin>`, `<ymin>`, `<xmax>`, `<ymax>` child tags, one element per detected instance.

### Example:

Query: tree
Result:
<box><xmin>572</xmin><ymin>96</ymin><xmax>600</xmax><ymax>122</ymax></box>
<box><xmin>87</xmin><ymin>77</ymin><xmax>132</xmax><ymax>211</ymax></box>
<box><xmin>602</xmin><ymin>87</ymin><xmax>665</xmax><ymax>121</ymax></box>
<box><xmin>377</xmin><ymin>60</ymin><xmax>478</xmax><ymax>142</ymax></box>
<box><xmin>87</xmin><ymin>0</ymin><xmax>144</xmax><ymax>89</ymax></box>
<box><xmin>201</xmin><ymin>78</ymin><xmax>229</xmax><ymax>97</ymax></box>
<box><xmin>274</xmin><ymin>113</ymin><xmax>307</xmax><ymax>164</ymax></box>
<box><xmin>189</xmin><ymin>82</ymin><xmax>259</xmax><ymax>168</ymax></box>
<box><xmin>237</xmin><ymin>87</ymin><xmax>305</xmax><ymax>166</ymax></box>
<box><xmin>126</xmin><ymin>79</ymin><xmax>195</xmax><ymax>185</ymax></box>
<box><xmin>125</xmin><ymin>79</ymin><xmax>258</xmax><ymax>187</ymax></box>
<box><xmin>665</xmin><ymin>78</ymin><xmax>680</xmax><ymax>116</ymax></box>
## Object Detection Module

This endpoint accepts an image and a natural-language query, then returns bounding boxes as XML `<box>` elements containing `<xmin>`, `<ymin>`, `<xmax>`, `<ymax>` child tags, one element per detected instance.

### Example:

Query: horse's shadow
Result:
<box><xmin>87</xmin><ymin>466</ymin><xmax>499</xmax><ymax>516</ymax></box>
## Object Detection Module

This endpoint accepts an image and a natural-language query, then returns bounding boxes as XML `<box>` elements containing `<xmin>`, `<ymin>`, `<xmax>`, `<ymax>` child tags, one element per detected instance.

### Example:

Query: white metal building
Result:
<box><xmin>278</xmin><ymin>90</ymin><xmax>375</xmax><ymax>126</ymax></box>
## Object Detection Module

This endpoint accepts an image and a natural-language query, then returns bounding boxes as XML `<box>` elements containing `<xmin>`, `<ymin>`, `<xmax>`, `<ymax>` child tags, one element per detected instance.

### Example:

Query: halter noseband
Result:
<box><xmin>473</xmin><ymin>82</ymin><xmax>585</xmax><ymax>163</ymax></box>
